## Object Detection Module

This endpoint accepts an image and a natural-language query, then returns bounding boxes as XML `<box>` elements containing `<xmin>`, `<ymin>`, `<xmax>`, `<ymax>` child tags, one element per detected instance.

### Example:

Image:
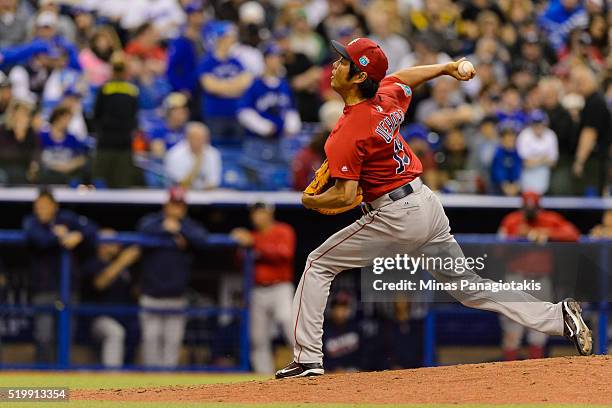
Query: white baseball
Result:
<box><xmin>458</xmin><ymin>60</ymin><xmax>474</xmax><ymax>77</ymax></box>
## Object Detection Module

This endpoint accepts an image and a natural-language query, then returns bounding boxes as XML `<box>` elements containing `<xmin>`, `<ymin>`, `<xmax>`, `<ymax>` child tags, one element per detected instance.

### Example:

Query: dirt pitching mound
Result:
<box><xmin>74</xmin><ymin>356</ymin><xmax>612</xmax><ymax>405</ymax></box>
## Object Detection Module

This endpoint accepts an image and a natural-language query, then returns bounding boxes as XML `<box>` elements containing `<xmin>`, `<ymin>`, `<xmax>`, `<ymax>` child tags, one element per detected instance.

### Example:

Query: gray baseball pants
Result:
<box><xmin>139</xmin><ymin>295</ymin><xmax>187</xmax><ymax>368</ymax></box>
<box><xmin>250</xmin><ymin>282</ymin><xmax>294</xmax><ymax>374</ymax></box>
<box><xmin>292</xmin><ymin>180</ymin><xmax>564</xmax><ymax>364</ymax></box>
<box><xmin>92</xmin><ymin>316</ymin><xmax>125</xmax><ymax>367</ymax></box>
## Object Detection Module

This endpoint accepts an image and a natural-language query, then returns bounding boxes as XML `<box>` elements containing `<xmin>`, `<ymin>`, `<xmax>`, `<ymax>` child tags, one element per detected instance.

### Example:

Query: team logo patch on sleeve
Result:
<box><xmin>395</xmin><ymin>83</ymin><xmax>412</xmax><ymax>97</ymax></box>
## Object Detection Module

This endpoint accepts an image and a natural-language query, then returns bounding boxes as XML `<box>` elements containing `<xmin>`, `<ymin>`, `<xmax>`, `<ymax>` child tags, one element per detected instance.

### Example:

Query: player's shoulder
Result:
<box><xmin>378</xmin><ymin>75</ymin><xmax>413</xmax><ymax>98</ymax></box>
<box><xmin>538</xmin><ymin>210</ymin><xmax>566</xmax><ymax>222</ymax></box>
<box><xmin>337</xmin><ymin>107</ymin><xmax>373</xmax><ymax>141</ymax></box>
<box><xmin>138</xmin><ymin>211</ymin><xmax>164</xmax><ymax>225</ymax></box>
<box><xmin>501</xmin><ymin>210</ymin><xmax>524</xmax><ymax>225</ymax></box>
<box><xmin>274</xmin><ymin>221</ymin><xmax>296</xmax><ymax>233</ymax></box>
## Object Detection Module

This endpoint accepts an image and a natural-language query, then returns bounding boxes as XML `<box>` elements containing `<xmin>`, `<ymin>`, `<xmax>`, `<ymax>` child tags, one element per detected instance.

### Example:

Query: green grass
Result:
<box><xmin>0</xmin><ymin>372</ymin><xmax>266</xmax><ymax>389</ymax></box>
<box><xmin>0</xmin><ymin>373</ymin><xmax>609</xmax><ymax>408</ymax></box>
<box><xmin>4</xmin><ymin>404</ymin><xmax>611</xmax><ymax>408</ymax></box>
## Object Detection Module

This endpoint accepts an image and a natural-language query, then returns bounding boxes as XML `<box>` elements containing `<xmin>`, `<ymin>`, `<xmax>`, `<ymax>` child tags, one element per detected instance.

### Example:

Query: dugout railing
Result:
<box><xmin>0</xmin><ymin>231</ymin><xmax>609</xmax><ymax>370</ymax></box>
<box><xmin>0</xmin><ymin>231</ymin><xmax>253</xmax><ymax>371</ymax></box>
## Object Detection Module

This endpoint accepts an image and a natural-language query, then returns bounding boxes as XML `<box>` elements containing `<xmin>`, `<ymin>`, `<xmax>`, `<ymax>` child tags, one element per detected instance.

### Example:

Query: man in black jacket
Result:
<box><xmin>22</xmin><ymin>188</ymin><xmax>97</xmax><ymax>363</ymax></box>
<box><xmin>136</xmin><ymin>187</ymin><xmax>208</xmax><ymax>367</ymax></box>
<box><xmin>92</xmin><ymin>53</ymin><xmax>142</xmax><ymax>188</ymax></box>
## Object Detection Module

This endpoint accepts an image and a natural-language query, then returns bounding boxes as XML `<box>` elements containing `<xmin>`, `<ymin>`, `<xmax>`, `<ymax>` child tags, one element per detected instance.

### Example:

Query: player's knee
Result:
<box><xmin>304</xmin><ymin>253</ymin><xmax>337</xmax><ymax>278</ymax></box>
<box><xmin>306</xmin><ymin>251</ymin><xmax>319</xmax><ymax>266</ymax></box>
<box><xmin>141</xmin><ymin>322</ymin><xmax>161</xmax><ymax>340</ymax></box>
<box><xmin>110</xmin><ymin>324</ymin><xmax>126</xmax><ymax>342</ymax></box>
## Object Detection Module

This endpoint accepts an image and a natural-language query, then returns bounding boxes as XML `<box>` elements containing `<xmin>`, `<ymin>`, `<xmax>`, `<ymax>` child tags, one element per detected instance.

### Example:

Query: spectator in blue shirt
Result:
<box><xmin>142</xmin><ymin>93</ymin><xmax>190</xmax><ymax>187</ymax></box>
<box><xmin>131</xmin><ymin>55</ymin><xmax>172</xmax><ymax>112</ymax></box>
<box><xmin>197</xmin><ymin>21</ymin><xmax>252</xmax><ymax>143</ymax></box>
<box><xmin>33</xmin><ymin>11</ymin><xmax>80</xmax><ymax>71</ymax></box>
<box><xmin>491</xmin><ymin>121</ymin><xmax>522</xmax><ymax>196</ymax></box>
<box><xmin>237</xmin><ymin>42</ymin><xmax>301</xmax><ymax>188</ymax></box>
<box><xmin>538</xmin><ymin>0</ymin><xmax>588</xmax><ymax>52</ymax></box>
<box><xmin>496</xmin><ymin>86</ymin><xmax>528</xmax><ymax>128</ymax></box>
<box><xmin>136</xmin><ymin>187</ymin><xmax>208</xmax><ymax>368</ymax></box>
<box><xmin>150</xmin><ymin>92</ymin><xmax>190</xmax><ymax>157</ymax></box>
<box><xmin>23</xmin><ymin>188</ymin><xmax>97</xmax><ymax>363</ymax></box>
<box><xmin>166</xmin><ymin>2</ymin><xmax>206</xmax><ymax>96</ymax></box>
<box><xmin>38</xmin><ymin>105</ymin><xmax>90</xmax><ymax>185</ymax></box>
<box><xmin>238</xmin><ymin>43</ymin><xmax>301</xmax><ymax>142</ymax></box>
<box><xmin>40</xmin><ymin>46</ymin><xmax>84</xmax><ymax>117</ymax></box>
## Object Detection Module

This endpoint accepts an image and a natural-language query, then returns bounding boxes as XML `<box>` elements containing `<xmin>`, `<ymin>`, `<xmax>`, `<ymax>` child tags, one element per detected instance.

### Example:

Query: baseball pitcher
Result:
<box><xmin>275</xmin><ymin>38</ymin><xmax>592</xmax><ymax>379</ymax></box>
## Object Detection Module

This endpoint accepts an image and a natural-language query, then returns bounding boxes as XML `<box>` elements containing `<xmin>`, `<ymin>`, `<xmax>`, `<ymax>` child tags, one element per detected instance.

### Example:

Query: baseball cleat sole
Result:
<box><xmin>275</xmin><ymin>361</ymin><xmax>324</xmax><ymax>379</ymax></box>
<box><xmin>562</xmin><ymin>299</ymin><xmax>593</xmax><ymax>356</ymax></box>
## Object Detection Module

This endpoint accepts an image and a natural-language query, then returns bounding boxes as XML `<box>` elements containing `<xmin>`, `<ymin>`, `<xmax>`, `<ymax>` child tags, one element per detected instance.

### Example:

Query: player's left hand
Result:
<box><xmin>163</xmin><ymin>218</ymin><xmax>181</xmax><ymax>234</ymax></box>
<box><xmin>61</xmin><ymin>231</ymin><xmax>83</xmax><ymax>250</ymax></box>
<box><xmin>446</xmin><ymin>58</ymin><xmax>476</xmax><ymax>81</ymax></box>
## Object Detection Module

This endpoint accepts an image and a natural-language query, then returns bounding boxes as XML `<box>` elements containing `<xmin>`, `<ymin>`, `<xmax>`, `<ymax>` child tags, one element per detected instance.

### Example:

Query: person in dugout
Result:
<box><xmin>498</xmin><ymin>191</ymin><xmax>580</xmax><ymax>360</ymax></box>
<box><xmin>136</xmin><ymin>186</ymin><xmax>208</xmax><ymax>368</ymax></box>
<box><xmin>22</xmin><ymin>187</ymin><xmax>97</xmax><ymax>363</ymax></box>
<box><xmin>322</xmin><ymin>291</ymin><xmax>361</xmax><ymax>372</ymax></box>
<box><xmin>231</xmin><ymin>201</ymin><xmax>296</xmax><ymax>374</ymax></box>
<box><xmin>82</xmin><ymin>229</ymin><xmax>141</xmax><ymax>368</ymax></box>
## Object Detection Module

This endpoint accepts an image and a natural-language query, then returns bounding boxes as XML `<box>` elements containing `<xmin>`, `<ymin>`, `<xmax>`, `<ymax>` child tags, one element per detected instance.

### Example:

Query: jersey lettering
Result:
<box><xmin>393</xmin><ymin>138</ymin><xmax>410</xmax><ymax>174</ymax></box>
<box><xmin>374</xmin><ymin>109</ymin><xmax>404</xmax><ymax>143</ymax></box>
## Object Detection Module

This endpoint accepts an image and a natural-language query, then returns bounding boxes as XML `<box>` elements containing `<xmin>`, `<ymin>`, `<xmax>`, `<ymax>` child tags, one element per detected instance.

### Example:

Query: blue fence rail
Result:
<box><xmin>0</xmin><ymin>231</ymin><xmax>609</xmax><ymax>370</ymax></box>
<box><xmin>0</xmin><ymin>230</ymin><xmax>252</xmax><ymax>371</ymax></box>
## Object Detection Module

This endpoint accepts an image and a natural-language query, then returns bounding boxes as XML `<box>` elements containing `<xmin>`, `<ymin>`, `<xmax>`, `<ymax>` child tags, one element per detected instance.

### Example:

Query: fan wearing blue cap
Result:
<box><xmin>197</xmin><ymin>21</ymin><xmax>252</xmax><ymax>142</ymax></box>
<box><xmin>237</xmin><ymin>42</ymin><xmax>301</xmax><ymax>183</ymax></box>
<box><xmin>516</xmin><ymin>109</ymin><xmax>558</xmax><ymax>194</ymax></box>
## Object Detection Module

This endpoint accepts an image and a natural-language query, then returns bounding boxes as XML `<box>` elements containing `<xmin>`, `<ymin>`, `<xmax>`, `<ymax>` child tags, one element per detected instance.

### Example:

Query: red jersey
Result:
<box><xmin>499</xmin><ymin>210</ymin><xmax>579</xmax><ymax>277</ymax></box>
<box><xmin>324</xmin><ymin>75</ymin><xmax>423</xmax><ymax>202</ymax></box>
<box><xmin>500</xmin><ymin>210</ymin><xmax>580</xmax><ymax>242</ymax></box>
<box><xmin>252</xmin><ymin>222</ymin><xmax>296</xmax><ymax>285</ymax></box>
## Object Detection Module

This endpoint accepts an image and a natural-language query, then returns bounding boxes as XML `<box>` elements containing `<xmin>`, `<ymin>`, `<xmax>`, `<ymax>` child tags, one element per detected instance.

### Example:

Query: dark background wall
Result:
<box><xmin>0</xmin><ymin>200</ymin><xmax>605</xmax><ymax>284</ymax></box>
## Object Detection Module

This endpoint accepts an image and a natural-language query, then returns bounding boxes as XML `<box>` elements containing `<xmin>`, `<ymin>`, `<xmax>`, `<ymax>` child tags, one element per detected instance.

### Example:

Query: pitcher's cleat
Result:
<box><xmin>562</xmin><ymin>298</ymin><xmax>593</xmax><ymax>356</ymax></box>
<box><xmin>275</xmin><ymin>361</ymin><xmax>324</xmax><ymax>379</ymax></box>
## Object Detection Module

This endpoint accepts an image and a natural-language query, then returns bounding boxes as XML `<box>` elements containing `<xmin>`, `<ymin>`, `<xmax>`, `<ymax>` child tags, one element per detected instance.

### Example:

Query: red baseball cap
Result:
<box><xmin>522</xmin><ymin>191</ymin><xmax>541</xmax><ymax>208</ymax></box>
<box><xmin>168</xmin><ymin>186</ymin><xmax>187</xmax><ymax>203</ymax></box>
<box><xmin>331</xmin><ymin>38</ymin><xmax>388</xmax><ymax>82</ymax></box>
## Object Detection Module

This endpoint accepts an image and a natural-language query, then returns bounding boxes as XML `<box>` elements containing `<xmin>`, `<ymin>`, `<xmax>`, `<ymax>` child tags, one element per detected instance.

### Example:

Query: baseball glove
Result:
<box><xmin>304</xmin><ymin>159</ymin><xmax>363</xmax><ymax>215</ymax></box>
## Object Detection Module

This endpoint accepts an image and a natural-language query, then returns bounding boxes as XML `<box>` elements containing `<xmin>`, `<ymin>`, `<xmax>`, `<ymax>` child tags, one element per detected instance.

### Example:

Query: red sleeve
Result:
<box><xmin>253</xmin><ymin>224</ymin><xmax>296</xmax><ymax>263</ymax></box>
<box><xmin>377</xmin><ymin>75</ymin><xmax>413</xmax><ymax>111</ymax></box>
<box><xmin>327</xmin><ymin>139</ymin><xmax>365</xmax><ymax>180</ymax></box>
<box><xmin>326</xmin><ymin>120</ymin><xmax>367</xmax><ymax>180</ymax></box>
<box><xmin>541</xmin><ymin>212</ymin><xmax>580</xmax><ymax>242</ymax></box>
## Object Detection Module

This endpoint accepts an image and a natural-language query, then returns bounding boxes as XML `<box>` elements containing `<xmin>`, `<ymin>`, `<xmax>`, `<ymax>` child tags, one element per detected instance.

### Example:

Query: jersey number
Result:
<box><xmin>393</xmin><ymin>138</ymin><xmax>410</xmax><ymax>174</ymax></box>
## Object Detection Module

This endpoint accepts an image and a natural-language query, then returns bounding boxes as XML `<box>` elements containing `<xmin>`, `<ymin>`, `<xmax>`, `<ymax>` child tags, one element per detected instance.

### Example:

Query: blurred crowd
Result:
<box><xmin>0</xmin><ymin>0</ymin><xmax>609</xmax><ymax>195</ymax></box>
